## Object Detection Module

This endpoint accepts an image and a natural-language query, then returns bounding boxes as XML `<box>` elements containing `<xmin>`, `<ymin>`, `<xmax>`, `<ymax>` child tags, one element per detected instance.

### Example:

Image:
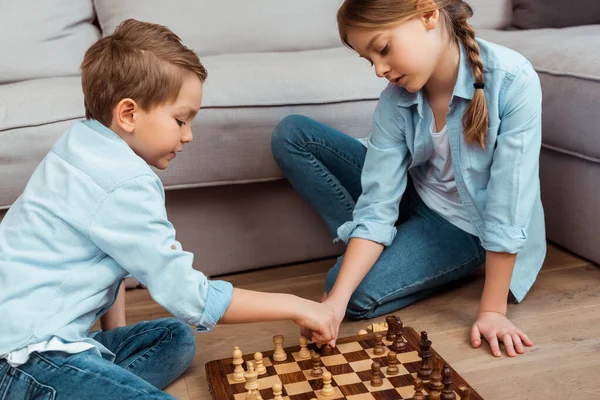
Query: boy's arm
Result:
<box><xmin>100</xmin><ymin>281</ymin><xmax>127</xmax><ymax>331</ymax></box>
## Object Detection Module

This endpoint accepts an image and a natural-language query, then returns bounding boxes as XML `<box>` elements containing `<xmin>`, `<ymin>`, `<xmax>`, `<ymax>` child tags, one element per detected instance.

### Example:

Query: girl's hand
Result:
<box><xmin>300</xmin><ymin>292</ymin><xmax>347</xmax><ymax>348</ymax></box>
<box><xmin>471</xmin><ymin>311</ymin><xmax>533</xmax><ymax>357</ymax></box>
<box><xmin>294</xmin><ymin>299</ymin><xmax>337</xmax><ymax>346</ymax></box>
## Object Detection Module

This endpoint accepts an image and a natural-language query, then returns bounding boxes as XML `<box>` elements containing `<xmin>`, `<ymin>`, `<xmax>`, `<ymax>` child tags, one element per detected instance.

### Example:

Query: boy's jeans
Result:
<box><xmin>0</xmin><ymin>318</ymin><xmax>195</xmax><ymax>399</ymax></box>
<box><xmin>272</xmin><ymin>115</ymin><xmax>488</xmax><ymax>319</ymax></box>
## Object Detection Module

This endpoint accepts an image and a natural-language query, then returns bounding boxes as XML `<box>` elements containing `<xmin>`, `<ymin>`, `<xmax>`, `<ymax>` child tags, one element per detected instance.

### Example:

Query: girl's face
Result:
<box><xmin>345</xmin><ymin>11</ymin><xmax>444</xmax><ymax>93</ymax></box>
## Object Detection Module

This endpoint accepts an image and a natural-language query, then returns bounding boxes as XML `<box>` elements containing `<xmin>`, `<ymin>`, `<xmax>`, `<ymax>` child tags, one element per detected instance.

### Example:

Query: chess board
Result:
<box><xmin>205</xmin><ymin>326</ymin><xmax>483</xmax><ymax>400</ymax></box>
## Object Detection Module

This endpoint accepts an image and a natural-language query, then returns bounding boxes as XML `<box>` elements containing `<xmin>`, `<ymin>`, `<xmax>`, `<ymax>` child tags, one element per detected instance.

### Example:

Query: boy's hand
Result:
<box><xmin>471</xmin><ymin>311</ymin><xmax>533</xmax><ymax>357</ymax></box>
<box><xmin>294</xmin><ymin>299</ymin><xmax>338</xmax><ymax>346</ymax></box>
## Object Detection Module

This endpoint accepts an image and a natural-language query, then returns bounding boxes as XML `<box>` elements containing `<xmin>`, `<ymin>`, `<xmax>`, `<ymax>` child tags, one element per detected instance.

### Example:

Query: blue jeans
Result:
<box><xmin>272</xmin><ymin>115</ymin><xmax>487</xmax><ymax>319</ymax></box>
<box><xmin>0</xmin><ymin>318</ymin><xmax>196</xmax><ymax>399</ymax></box>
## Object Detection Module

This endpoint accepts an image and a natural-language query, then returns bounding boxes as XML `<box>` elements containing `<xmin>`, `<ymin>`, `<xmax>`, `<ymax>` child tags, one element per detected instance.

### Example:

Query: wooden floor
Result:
<box><xmin>117</xmin><ymin>244</ymin><xmax>600</xmax><ymax>399</ymax></box>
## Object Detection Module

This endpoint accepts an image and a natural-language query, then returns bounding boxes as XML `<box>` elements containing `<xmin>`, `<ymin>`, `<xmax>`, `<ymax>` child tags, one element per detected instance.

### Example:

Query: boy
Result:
<box><xmin>0</xmin><ymin>19</ymin><xmax>336</xmax><ymax>399</ymax></box>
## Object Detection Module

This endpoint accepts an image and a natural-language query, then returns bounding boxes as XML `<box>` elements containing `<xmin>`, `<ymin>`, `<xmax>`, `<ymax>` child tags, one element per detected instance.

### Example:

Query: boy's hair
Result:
<box><xmin>81</xmin><ymin>19</ymin><xmax>207</xmax><ymax>127</ymax></box>
<box><xmin>337</xmin><ymin>0</ymin><xmax>488</xmax><ymax>149</ymax></box>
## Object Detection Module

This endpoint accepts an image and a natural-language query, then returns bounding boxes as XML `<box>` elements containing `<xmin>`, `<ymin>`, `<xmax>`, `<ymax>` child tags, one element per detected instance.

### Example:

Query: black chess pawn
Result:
<box><xmin>370</xmin><ymin>362</ymin><xmax>383</xmax><ymax>387</ymax></box>
<box><xmin>457</xmin><ymin>385</ymin><xmax>471</xmax><ymax>400</ymax></box>
<box><xmin>386</xmin><ymin>351</ymin><xmax>400</xmax><ymax>375</ymax></box>
<box><xmin>373</xmin><ymin>333</ymin><xmax>385</xmax><ymax>355</ymax></box>
<box><xmin>440</xmin><ymin>364</ymin><xmax>456</xmax><ymax>400</ymax></box>
<box><xmin>320</xmin><ymin>343</ymin><xmax>334</xmax><ymax>356</ymax></box>
<box><xmin>418</xmin><ymin>331</ymin><xmax>433</xmax><ymax>381</ymax></box>
<box><xmin>428</xmin><ymin>356</ymin><xmax>444</xmax><ymax>392</ymax></box>
<box><xmin>311</xmin><ymin>352</ymin><xmax>323</xmax><ymax>378</ymax></box>
<box><xmin>391</xmin><ymin>319</ymin><xmax>407</xmax><ymax>352</ymax></box>
<box><xmin>413</xmin><ymin>376</ymin><xmax>426</xmax><ymax>400</ymax></box>
<box><xmin>385</xmin><ymin>315</ymin><xmax>397</xmax><ymax>342</ymax></box>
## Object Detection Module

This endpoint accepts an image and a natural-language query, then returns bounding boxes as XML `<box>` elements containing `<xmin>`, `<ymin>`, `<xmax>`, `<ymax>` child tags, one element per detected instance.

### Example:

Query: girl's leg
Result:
<box><xmin>271</xmin><ymin>114</ymin><xmax>367</xmax><ymax>236</ymax></box>
<box><xmin>325</xmin><ymin>198</ymin><xmax>486</xmax><ymax>319</ymax></box>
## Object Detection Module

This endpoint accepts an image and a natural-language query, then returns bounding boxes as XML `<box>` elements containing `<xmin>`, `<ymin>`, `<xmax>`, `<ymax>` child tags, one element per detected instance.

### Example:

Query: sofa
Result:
<box><xmin>1</xmin><ymin>0</ymin><xmax>598</xmax><ymax>278</ymax></box>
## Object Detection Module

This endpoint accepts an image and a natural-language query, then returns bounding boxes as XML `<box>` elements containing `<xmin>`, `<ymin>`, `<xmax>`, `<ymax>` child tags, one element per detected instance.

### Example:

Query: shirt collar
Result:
<box><xmin>83</xmin><ymin>119</ymin><xmax>123</xmax><ymax>141</ymax></box>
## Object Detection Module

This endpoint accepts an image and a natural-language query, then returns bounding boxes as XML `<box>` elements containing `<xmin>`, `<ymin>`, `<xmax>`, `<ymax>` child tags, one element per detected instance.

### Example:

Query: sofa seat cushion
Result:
<box><xmin>478</xmin><ymin>26</ymin><xmax>600</xmax><ymax>162</ymax></box>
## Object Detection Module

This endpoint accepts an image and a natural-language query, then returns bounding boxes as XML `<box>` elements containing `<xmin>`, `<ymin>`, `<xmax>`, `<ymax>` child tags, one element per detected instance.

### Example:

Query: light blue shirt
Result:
<box><xmin>0</xmin><ymin>120</ymin><xmax>233</xmax><ymax>358</ymax></box>
<box><xmin>337</xmin><ymin>39</ymin><xmax>546</xmax><ymax>302</ymax></box>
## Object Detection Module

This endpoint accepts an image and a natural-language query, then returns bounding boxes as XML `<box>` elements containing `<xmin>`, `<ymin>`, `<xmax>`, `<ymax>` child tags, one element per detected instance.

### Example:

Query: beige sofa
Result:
<box><xmin>1</xmin><ymin>0</ymin><xmax>598</xmax><ymax>278</ymax></box>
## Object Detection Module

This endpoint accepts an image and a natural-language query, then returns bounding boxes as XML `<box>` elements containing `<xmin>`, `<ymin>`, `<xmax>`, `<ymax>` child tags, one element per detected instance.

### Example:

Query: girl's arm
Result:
<box><xmin>479</xmin><ymin>251</ymin><xmax>516</xmax><ymax>315</ymax></box>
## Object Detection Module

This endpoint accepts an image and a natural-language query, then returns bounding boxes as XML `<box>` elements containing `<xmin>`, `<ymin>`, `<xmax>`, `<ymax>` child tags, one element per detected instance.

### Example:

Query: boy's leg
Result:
<box><xmin>93</xmin><ymin>318</ymin><xmax>196</xmax><ymax>390</ymax></box>
<box><xmin>0</xmin><ymin>350</ymin><xmax>175</xmax><ymax>400</ymax></box>
<box><xmin>325</xmin><ymin>198</ymin><xmax>487</xmax><ymax>319</ymax></box>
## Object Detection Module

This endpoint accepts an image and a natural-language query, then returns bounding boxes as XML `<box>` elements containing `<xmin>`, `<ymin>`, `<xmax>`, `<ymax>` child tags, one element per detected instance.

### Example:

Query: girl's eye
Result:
<box><xmin>176</xmin><ymin>119</ymin><xmax>185</xmax><ymax>127</ymax></box>
<box><xmin>380</xmin><ymin>45</ymin><xmax>389</xmax><ymax>56</ymax></box>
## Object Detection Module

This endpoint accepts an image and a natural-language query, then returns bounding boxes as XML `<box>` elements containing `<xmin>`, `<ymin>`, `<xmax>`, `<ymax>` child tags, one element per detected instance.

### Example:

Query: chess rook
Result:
<box><xmin>386</xmin><ymin>315</ymin><xmax>397</xmax><ymax>342</ymax></box>
<box><xmin>272</xmin><ymin>335</ymin><xmax>287</xmax><ymax>362</ymax></box>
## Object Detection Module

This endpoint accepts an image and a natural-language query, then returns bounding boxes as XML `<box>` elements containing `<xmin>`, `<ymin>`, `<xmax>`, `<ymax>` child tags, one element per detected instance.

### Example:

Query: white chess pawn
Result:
<box><xmin>254</xmin><ymin>352</ymin><xmax>267</xmax><ymax>375</ymax></box>
<box><xmin>298</xmin><ymin>336</ymin><xmax>311</xmax><ymax>359</ymax></box>
<box><xmin>232</xmin><ymin>346</ymin><xmax>245</xmax><ymax>382</ymax></box>
<box><xmin>272</xmin><ymin>335</ymin><xmax>287</xmax><ymax>362</ymax></box>
<box><xmin>321</xmin><ymin>370</ymin><xmax>334</xmax><ymax>396</ymax></box>
<box><xmin>272</xmin><ymin>383</ymin><xmax>283</xmax><ymax>400</ymax></box>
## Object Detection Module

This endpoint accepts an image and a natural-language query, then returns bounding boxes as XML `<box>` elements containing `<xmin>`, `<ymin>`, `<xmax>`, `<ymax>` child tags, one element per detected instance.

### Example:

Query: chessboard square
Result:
<box><xmin>371</xmin><ymin>389</ymin><xmax>402</xmax><ymax>400</ymax></box>
<box><xmin>261</xmin><ymin>357</ymin><xmax>273</xmax><ymax>367</ymax></box>
<box><xmin>332</xmin><ymin>372</ymin><xmax>361</xmax><ymax>386</ymax></box>
<box><xmin>257</xmin><ymin>374</ymin><xmax>282</xmax><ymax>390</ymax></box>
<box><xmin>302</xmin><ymin>369</ymin><xmax>322</xmax><ymax>381</ymax></box>
<box><xmin>291</xmin><ymin>351</ymin><xmax>312</xmax><ymax>363</ymax></box>
<box><xmin>402</xmin><ymin>361</ymin><xmax>421</xmax><ymax>374</ymax></box>
<box><xmin>283</xmin><ymin>381</ymin><xmax>313</xmax><ymax>396</ymax></box>
<box><xmin>396</xmin><ymin>351</ymin><xmax>420</xmax><ymax>364</ymax></box>
<box><xmin>314</xmin><ymin>386</ymin><xmax>345</xmax><ymax>400</ymax></box>
<box><xmin>274</xmin><ymin>362</ymin><xmax>302</xmax><ymax>375</ymax></box>
<box><xmin>229</xmin><ymin>381</ymin><xmax>248</xmax><ymax>395</ymax></box>
<box><xmin>338</xmin><ymin>382</ymin><xmax>370</xmax><ymax>397</ymax></box>
<box><xmin>336</xmin><ymin>342</ymin><xmax>363</xmax><ymax>354</ymax></box>
<box><xmin>321</xmin><ymin>354</ymin><xmax>347</xmax><ymax>367</ymax></box>
<box><xmin>326</xmin><ymin>363</ymin><xmax>354</xmax><ymax>376</ymax></box>
<box><xmin>349</xmin><ymin>358</ymin><xmax>377</xmax><ymax>373</ymax></box>
<box><xmin>365</xmin><ymin>379</ymin><xmax>394</xmax><ymax>392</ymax></box>
<box><xmin>383</xmin><ymin>365</ymin><xmax>410</xmax><ymax>378</ymax></box>
<box><xmin>396</xmin><ymin>385</ymin><xmax>415</xmax><ymax>399</ymax></box>
<box><xmin>387</xmin><ymin>374</ymin><xmax>415</xmax><ymax>388</ymax></box>
<box><xmin>358</xmin><ymin>339</ymin><xmax>377</xmax><ymax>350</ymax></box>
<box><xmin>345</xmin><ymin>393</ymin><xmax>376</xmax><ymax>400</ymax></box>
<box><xmin>296</xmin><ymin>359</ymin><xmax>313</xmax><ymax>370</ymax></box>
<box><xmin>279</xmin><ymin>371</ymin><xmax>308</xmax><ymax>385</ymax></box>
<box><xmin>343</xmin><ymin>350</ymin><xmax>371</xmax><ymax>363</ymax></box>
<box><xmin>366</xmin><ymin>348</ymin><xmax>387</xmax><ymax>359</ymax></box>
<box><xmin>233</xmin><ymin>393</ymin><xmax>247</xmax><ymax>400</ymax></box>
<box><xmin>372</xmin><ymin>356</ymin><xmax>391</xmax><ymax>367</ymax></box>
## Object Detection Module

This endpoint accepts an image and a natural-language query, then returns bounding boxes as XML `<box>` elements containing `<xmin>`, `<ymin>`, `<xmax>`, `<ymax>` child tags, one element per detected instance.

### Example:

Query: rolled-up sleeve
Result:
<box><xmin>336</xmin><ymin>95</ymin><xmax>411</xmax><ymax>246</ymax></box>
<box><xmin>89</xmin><ymin>175</ymin><xmax>233</xmax><ymax>332</ymax></box>
<box><xmin>481</xmin><ymin>63</ymin><xmax>542</xmax><ymax>254</ymax></box>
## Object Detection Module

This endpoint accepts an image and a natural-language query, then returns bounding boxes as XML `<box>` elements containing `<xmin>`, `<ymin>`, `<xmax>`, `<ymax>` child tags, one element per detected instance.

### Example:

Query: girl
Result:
<box><xmin>272</xmin><ymin>0</ymin><xmax>546</xmax><ymax>358</ymax></box>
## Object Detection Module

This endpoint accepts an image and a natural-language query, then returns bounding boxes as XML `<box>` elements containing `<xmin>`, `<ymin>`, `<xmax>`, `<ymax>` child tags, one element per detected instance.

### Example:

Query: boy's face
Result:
<box><xmin>122</xmin><ymin>73</ymin><xmax>203</xmax><ymax>170</ymax></box>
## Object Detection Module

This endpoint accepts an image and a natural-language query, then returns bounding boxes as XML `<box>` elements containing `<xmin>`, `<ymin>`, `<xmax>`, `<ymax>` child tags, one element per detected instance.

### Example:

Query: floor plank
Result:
<box><xmin>114</xmin><ymin>244</ymin><xmax>599</xmax><ymax>399</ymax></box>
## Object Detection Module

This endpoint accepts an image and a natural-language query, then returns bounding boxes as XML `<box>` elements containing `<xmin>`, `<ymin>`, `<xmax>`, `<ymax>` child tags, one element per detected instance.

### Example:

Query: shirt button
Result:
<box><xmin>171</xmin><ymin>244</ymin><xmax>177</xmax><ymax>250</ymax></box>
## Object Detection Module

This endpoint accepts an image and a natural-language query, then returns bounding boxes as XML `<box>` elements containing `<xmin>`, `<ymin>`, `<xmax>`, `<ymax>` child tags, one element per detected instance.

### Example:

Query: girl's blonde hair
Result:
<box><xmin>338</xmin><ymin>0</ymin><xmax>488</xmax><ymax>149</ymax></box>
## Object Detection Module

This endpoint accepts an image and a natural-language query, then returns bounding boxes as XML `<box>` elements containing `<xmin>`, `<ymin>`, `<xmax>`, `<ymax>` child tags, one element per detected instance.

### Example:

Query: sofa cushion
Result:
<box><xmin>94</xmin><ymin>0</ymin><xmax>344</xmax><ymax>56</ymax></box>
<box><xmin>478</xmin><ymin>27</ymin><xmax>600</xmax><ymax>163</ymax></box>
<box><xmin>468</xmin><ymin>0</ymin><xmax>512</xmax><ymax>29</ymax></box>
<box><xmin>0</xmin><ymin>0</ymin><xmax>100</xmax><ymax>84</ymax></box>
<box><xmin>512</xmin><ymin>0</ymin><xmax>600</xmax><ymax>29</ymax></box>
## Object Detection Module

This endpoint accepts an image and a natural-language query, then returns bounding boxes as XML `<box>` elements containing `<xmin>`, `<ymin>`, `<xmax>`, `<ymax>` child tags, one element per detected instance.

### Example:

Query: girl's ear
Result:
<box><xmin>417</xmin><ymin>0</ymin><xmax>441</xmax><ymax>31</ymax></box>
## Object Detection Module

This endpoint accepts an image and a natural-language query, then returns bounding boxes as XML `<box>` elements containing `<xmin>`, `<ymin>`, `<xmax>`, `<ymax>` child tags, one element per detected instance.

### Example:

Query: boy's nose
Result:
<box><xmin>182</xmin><ymin>130</ymin><xmax>193</xmax><ymax>143</ymax></box>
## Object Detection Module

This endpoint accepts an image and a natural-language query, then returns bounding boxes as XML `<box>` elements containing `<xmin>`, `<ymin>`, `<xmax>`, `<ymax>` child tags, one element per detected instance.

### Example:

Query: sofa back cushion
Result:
<box><xmin>467</xmin><ymin>0</ymin><xmax>512</xmax><ymax>29</ymax></box>
<box><xmin>512</xmin><ymin>0</ymin><xmax>600</xmax><ymax>29</ymax></box>
<box><xmin>0</xmin><ymin>0</ymin><xmax>100</xmax><ymax>84</ymax></box>
<box><xmin>94</xmin><ymin>0</ymin><xmax>344</xmax><ymax>56</ymax></box>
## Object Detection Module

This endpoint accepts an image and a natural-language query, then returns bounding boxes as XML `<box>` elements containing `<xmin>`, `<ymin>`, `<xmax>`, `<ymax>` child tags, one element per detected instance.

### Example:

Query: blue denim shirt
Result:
<box><xmin>337</xmin><ymin>39</ymin><xmax>546</xmax><ymax>302</ymax></box>
<box><xmin>0</xmin><ymin>120</ymin><xmax>233</xmax><ymax>358</ymax></box>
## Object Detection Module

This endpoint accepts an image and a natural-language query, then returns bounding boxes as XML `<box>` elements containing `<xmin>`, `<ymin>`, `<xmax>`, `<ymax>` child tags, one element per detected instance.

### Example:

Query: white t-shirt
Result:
<box><xmin>3</xmin><ymin>337</ymin><xmax>97</xmax><ymax>367</ymax></box>
<box><xmin>410</xmin><ymin>116</ymin><xmax>477</xmax><ymax>235</ymax></box>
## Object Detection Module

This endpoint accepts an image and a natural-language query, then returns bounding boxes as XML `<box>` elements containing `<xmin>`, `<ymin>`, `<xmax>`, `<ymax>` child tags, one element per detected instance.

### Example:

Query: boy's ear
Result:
<box><xmin>112</xmin><ymin>98</ymin><xmax>138</xmax><ymax>134</ymax></box>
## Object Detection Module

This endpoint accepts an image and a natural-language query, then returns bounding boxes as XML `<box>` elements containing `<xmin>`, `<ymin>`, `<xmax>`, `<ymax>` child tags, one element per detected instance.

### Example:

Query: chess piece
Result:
<box><xmin>232</xmin><ymin>346</ymin><xmax>246</xmax><ymax>382</ymax></box>
<box><xmin>358</xmin><ymin>329</ymin><xmax>368</xmax><ymax>335</ymax></box>
<box><xmin>441</xmin><ymin>364</ymin><xmax>456</xmax><ymax>400</ymax></box>
<box><xmin>413</xmin><ymin>377</ymin><xmax>426</xmax><ymax>400</ymax></box>
<box><xmin>321</xmin><ymin>370</ymin><xmax>334</xmax><ymax>396</ymax></box>
<box><xmin>457</xmin><ymin>385</ymin><xmax>471</xmax><ymax>400</ymax></box>
<box><xmin>370</xmin><ymin>362</ymin><xmax>383</xmax><ymax>387</ymax></box>
<box><xmin>272</xmin><ymin>335</ymin><xmax>287</xmax><ymax>362</ymax></box>
<box><xmin>418</xmin><ymin>331</ymin><xmax>433</xmax><ymax>381</ymax></box>
<box><xmin>430</xmin><ymin>390</ymin><xmax>441</xmax><ymax>400</ymax></box>
<box><xmin>244</xmin><ymin>361</ymin><xmax>259</xmax><ymax>391</ymax></box>
<box><xmin>298</xmin><ymin>336</ymin><xmax>311</xmax><ymax>359</ymax></box>
<box><xmin>311</xmin><ymin>352</ymin><xmax>323</xmax><ymax>377</ymax></box>
<box><xmin>391</xmin><ymin>319</ymin><xmax>407</xmax><ymax>352</ymax></box>
<box><xmin>272</xmin><ymin>383</ymin><xmax>283</xmax><ymax>400</ymax></box>
<box><xmin>385</xmin><ymin>315</ymin><xmax>397</xmax><ymax>342</ymax></box>
<box><xmin>428</xmin><ymin>356</ymin><xmax>444</xmax><ymax>392</ymax></box>
<box><xmin>373</xmin><ymin>333</ymin><xmax>385</xmax><ymax>355</ymax></box>
<box><xmin>386</xmin><ymin>351</ymin><xmax>399</xmax><ymax>375</ymax></box>
<box><xmin>320</xmin><ymin>343</ymin><xmax>333</xmax><ymax>356</ymax></box>
<box><xmin>254</xmin><ymin>352</ymin><xmax>267</xmax><ymax>375</ymax></box>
